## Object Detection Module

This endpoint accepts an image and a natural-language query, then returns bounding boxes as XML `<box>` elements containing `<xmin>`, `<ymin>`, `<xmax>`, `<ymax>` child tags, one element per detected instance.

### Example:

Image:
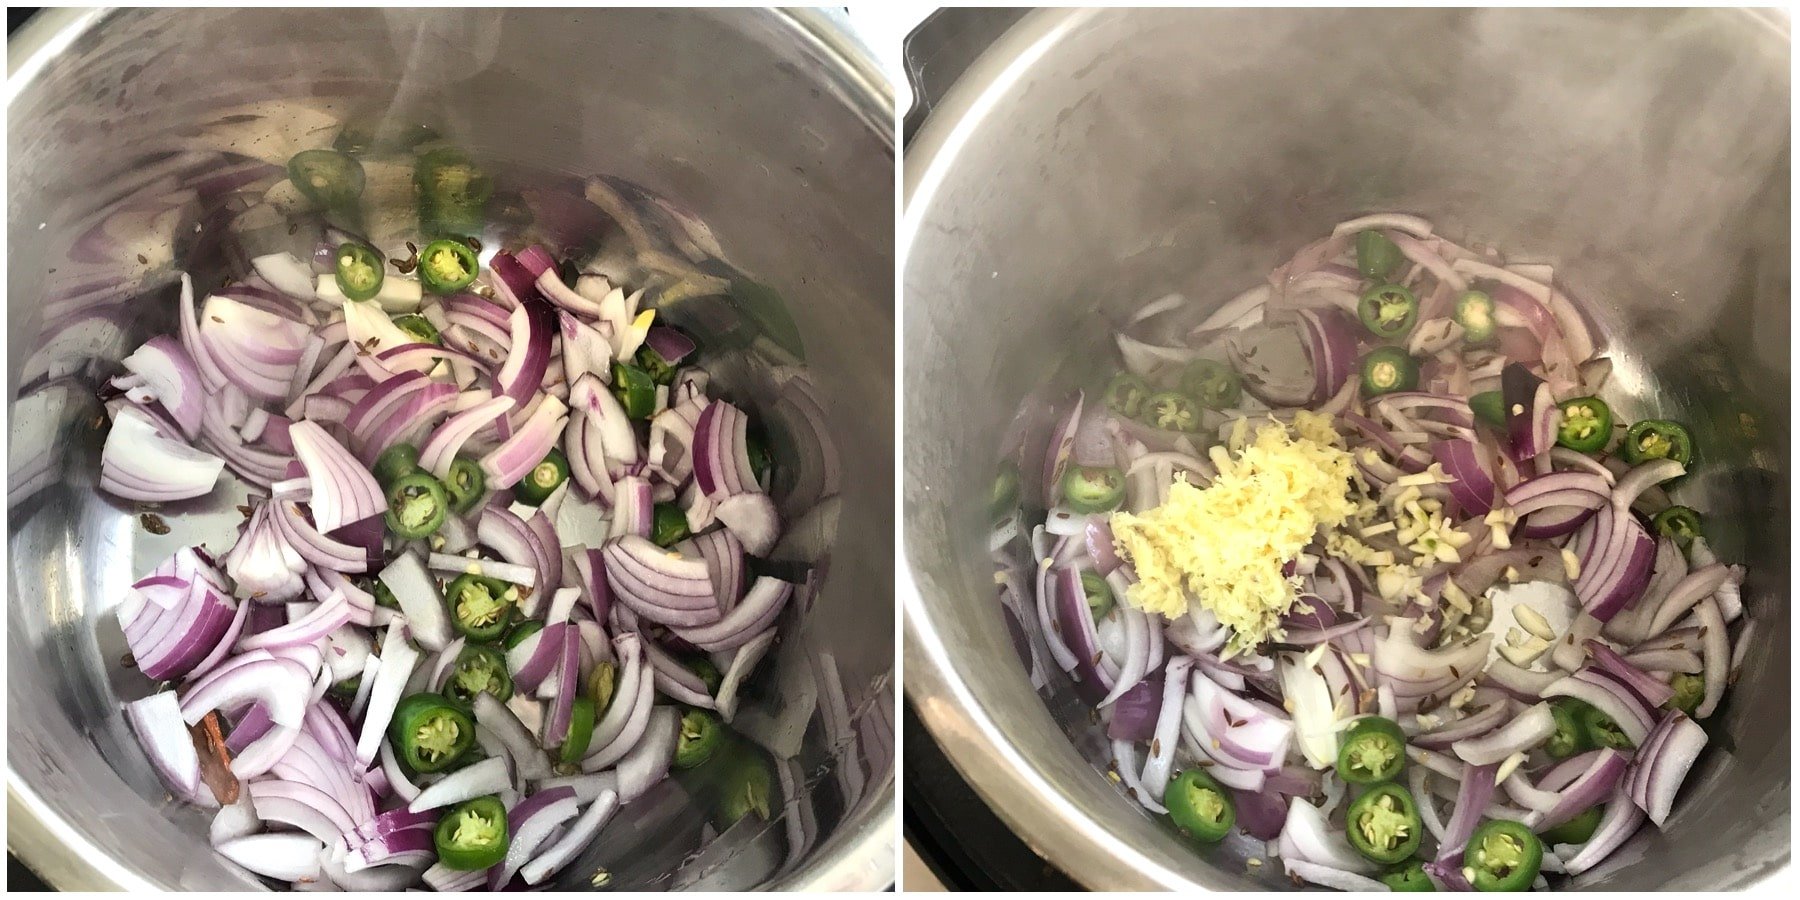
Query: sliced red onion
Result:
<box><xmin>687</xmin><ymin>528</ymin><xmax>745</xmax><ymax>612</ymax></box>
<box><xmin>1431</xmin><ymin>439</ymin><xmax>1497</xmax><ymax>516</ymax></box>
<box><xmin>481</xmin><ymin>394</ymin><xmax>568</xmax><ymax>490</ymax></box>
<box><xmin>214</xmin><ymin>832</ymin><xmax>323</xmax><ymax>882</ymax></box>
<box><xmin>271</xmin><ymin>499</ymin><xmax>367</xmax><ymax>574</ymax></box>
<box><xmin>121</xmin><ymin>335</ymin><xmax>204</xmax><ymax>439</ymax></box>
<box><xmin>1501</xmin><ymin>362</ymin><xmax>1558</xmax><ymax>459</ymax></box>
<box><xmin>407</xmin><ymin>756</ymin><xmax>511</xmax><ymax>813</ymax></box>
<box><xmin>714</xmin><ymin>492</ymin><xmax>780</xmax><ymax>557</ymax></box>
<box><xmin>473</xmin><ymin>692</ymin><xmax>551</xmax><ymax>781</ymax></box>
<box><xmin>1645</xmin><ymin>563</ymin><xmax>1731</xmax><ymax>637</ymax></box>
<box><xmin>644</xmin><ymin>326</ymin><xmax>696</xmax><ymax>366</ymax></box>
<box><xmin>1585</xmin><ymin>640</ymin><xmax>1675</xmax><ymax>707</ymax></box>
<box><xmin>1412</xmin><ymin>699</ymin><xmax>1511</xmax><ymax>750</ymax></box>
<box><xmin>520</xmin><ymin>789</ymin><xmax>621</xmax><ymax>885</ymax></box>
<box><xmin>288</xmin><ymin>420</ymin><xmax>385</xmax><ymax>536</ymax></box>
<box><xmin>494</xmin><ymin>300</ymin><xmax>553</xmax><ymax>410</ymax></box>
<box><xmin>1283</xmin><ymin>861</ymin><xmax>1390</xmax><ymax>892</ymax></box>
<box><xmin>377</xmin><ymin>552</ymin><xmax>452</xmax><ymax>652</ymax></box>
<box><xmin>178</xmin><ymin>663</ymin><xmax>306</xmax><ymax>779</ymax></box>
<box><xmin>123</xmin><ymin>692</ymin><xmax>206</xmax><ymax>804</ymax></box>
<box><xmin>615</xmin><ymin>704</ymin><xmax>680</xmax><ymax>801</ymax></box>
<box><xmin>1610</xmin><ymin>457</ymin><xmax>1685</xmax><ymax>512</ymax></box>
<box><xmin>692</xmin><ymin>399</ymin><xmax>760</xmax><ymax>502</ymax></box>
<box><xmin>1450</xmin><ymin>701</ymin><xmax>1555</xmax><ymax>765</ymax></box>
<box><xmin>670</xmin><ymin>576</ymin><xmax>792</xmax><ymax>652</ymax></box>
<box><xmin>247</xmin><ymin>780</ymin><xmax>356</xmax><ymax>843</ymax></box>
<box><xmin>1626</xmin><ymin>710</ymin><xmax>1706</xmax><ymax>826</ymax></box>
<box><xmin>1693</xmin><ymin>597</ymin><xmax>1729</xmax><ymax>719</ymax></box>
<box><xmin>584</xmin><ymin>633</ymin><xmax>653</xmax><ymax>770</ymax></box>
<box><xmin>486</xmin><ymin>786</ymin><xmax>581</xmax><ymax>889</ymax></box>
<box><xmin>100</xmin><ymin>405</ymin><xmax>225</xmax><ymax>501</ymax></box>
<box><xmin>1137</xmin><ymin>656</ymin><xmax>1192</xmax><ymax>804</ymax></box>
<box><xmin>1562</xmin><ymin>784</ymin><xmax>1645</xmax><ymax>875</ymax></box>
<box><xmin>608</xmin><ymin>474</ymin><xmax>654</xmax><ymax>539</ymax></box>
<box><xmin>238</xmin><ymin>589</ymin><xmax>353</xmax><ymax>651</ymax></box>
<box><xmin>416</xmin><ymin>393</ymin><xmax>514</xmax><ymax>478</ymax></box>
<box><xmin>1040</xmin><ymin>393</ymin><xmax>1085</xmax><ymax>508</ymax></box>
<box><xmin>1278</xmin><ymin>795</ymin><xmax>1378</xmax><ymax>874</ymax></box>
<box><xmin>1189</xmin><ymin>671</ymin><xmax>1294</xmax><ymax>771</ymax></box>
<box><xmin>1434</xmin><ymin>762</ymin><xmax>1498</xmax><ymax>861</ymax></box>
<box><xmin>427</xmin><ymin>552</ymin><xmax>537</xmax><ymax>588</ymax></box>
<box><xmin>1293</xmin><ymin>308</ymin><xmax>1358</xmax><ymax>405</ymax></box>
<box><xmin>509</xmin><ymin>623</ymin><xmax>566</xmax><ymax>694</ymax></box>
<box><xmin>601</xmin><ymin>535</ymin><xmax>720</xmax><ymax>627</ymax></box>
<box><xmin>354</xmin><ymin>621</ymin><xmax>421</xmax><ymax>765</ymax></box>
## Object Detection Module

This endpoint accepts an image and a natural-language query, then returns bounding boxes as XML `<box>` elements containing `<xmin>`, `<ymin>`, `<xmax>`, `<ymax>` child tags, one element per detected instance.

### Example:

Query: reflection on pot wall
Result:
<box><xmin>10</xmin><ymin>7</ymin><xmax>892</xmax><ymax>892</ymax></box>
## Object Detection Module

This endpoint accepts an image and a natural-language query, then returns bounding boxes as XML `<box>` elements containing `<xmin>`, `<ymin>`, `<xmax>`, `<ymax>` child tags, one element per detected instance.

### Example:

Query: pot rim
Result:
<box><xmin>6</xmin><ymin>6</ymin><xmax>893</xmax><ymax>891</ymax></box>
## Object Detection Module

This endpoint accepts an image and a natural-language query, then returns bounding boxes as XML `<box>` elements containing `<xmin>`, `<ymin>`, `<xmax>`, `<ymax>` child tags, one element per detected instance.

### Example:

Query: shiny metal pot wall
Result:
<box><xmin>9</xmin><ymin>7</ymin><xmax>893</xmax><ymax>891</ymax></box>
<box><xmin>904</xmin><ymin>8</ymin><xmax>1786</xmax><ymax>890</ymax></box>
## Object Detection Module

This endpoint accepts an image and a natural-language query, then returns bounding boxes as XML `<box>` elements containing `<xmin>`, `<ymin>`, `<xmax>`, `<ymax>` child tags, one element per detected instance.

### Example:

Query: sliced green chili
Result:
<box><xmin>445</xmin><ymin>644</ymin><xmax>513</xmax><ymax>707</ymax></box>
<box><xmin>1667</xmin><ymin>672</ymin><xmax>1704</xmax><ymax>715</ymax></box>
<box><xmin>745</xmin><ymin>427</ymin><xmax>773</xmax><ymax>490</ymax></box>
<box><xmin>1454</xmin><ymin>290</ymin><xmax>1497</xmax><ymax>345</ymax></box>
<box><xmin>373</xmin><ymin>442</ymin><xmax>421</xmax><ymax>487</ymax></box>
<box><xmin>372</xmin><ymin>580</ymin><xmax>400</xmax><ymax>610</ymax></box>
<box><xmin>588</xmin><ymin>661</ymin><xmax>618</xmax><ymax>715</ymax></box>
<box><xmin>1338</xmin><ymin>715</ymin><xmax>1406</xmax><ymax>784</ymax></box>
<box><xmin>419</xmin><ymin>238</ymin><xmax>479</xmax><ymax>294</ymax></box>
<box><xmin>675</xmin><ymin>708</ymin><xmax>725</xmax><ymax>770</ymax></box>
<box><xmin>611</xmin><ymin>361</ymin><xmax>657</xmax><ymax>419</ymax></box>
<box><xmin>1538</xmin><ymin>805</ymin><xmax>1602</xmax><ymax>846</ymax></box>
<box><xmin>1545</xmin><ymin>699</ymin><xmax>1590</xmax><ymax>759</ymax></box>
<box><xmin>1621</xmin><ymin>419</ymin><xmax>1694</xmax><ymax>467</ymax></box>
<box><xmin>415</xmin><ymin>148</ymin><xmax>492</xmax><ymax>238</ymax></box>
<box><xmin>635</xmin><ymin>343</ymin><xmax>680</xmax><ymax>386</ymax></box>
<box><xmin>1555</xmin><ymin>396</ymin><xmax>1613</xmax><ymax>454</ymax></box>
<box><xmin>433</xmin><ymin>795</ymin><xmax>508</xmax><ymax>870</ymax></box>
<box><xmin>1577</xmin><ymin>702</ymin><xmax>1633</xmax><ymax>751</ymax></box>
<box><xmin>1165</xmin><ymin>768</ymin><xmax>1234</xmax><ymax>843</ymax></box>
<box><xmin>392</xmin><ymin>313</ymin><xmax>441</xmax><ymax>345</ymax></box>
<box><xmin>384</xmin><ymin>471</ymin><xmax>449</xmax><ymax>539</ymax></box>
<box><xmin>335</xmin><ymin>242</ymin><xmax>386</xmax><ymax>302</ymax></box>
<box><xmin>687</xmin><ymin>657</ymin><xmax>723</xmax><ymax>695</ymax></box>
<box><xmin>446</xmin><ymin>575</ymin><xmax>515</xmax><ymax>643</ymax></box>
<box><xmin>557</xmin><ymin>697</ymin><xmax>597</xmax><ymax>765</ymax></box>
<box><xmin>287</xmin><ymin>149</ymin><xmax>365</xmax><ymax>209</ymax></box>
<box><xmin>1652</xmin><ymin>506</ymin><xmax>1703</xmax><ymax>548</ymax></box>
<box><xmin>1463</xmin><ymin>819</ymin><xmax>1542</xmax><ymax>891</ymax></box>
<box><xmin>1347</xmin><ymin>782</ymin><xmax>1424</xmax><ymax>864</ymax></box>
<box><xmin>1358</xmin><ymin>283</ymin><xmax>1420</xmax><ymax>339</ymax></box>
<box><xmin>1357</xmin><ymin>230</ymin><xmax>1403</xmax><ymax>280</ymax></box>
<box><xmin>651</xmin><ymin>502</ymin><xmax>691</xmax><ymax>548</ymax></box>
<box><xmin>1382</xmin><ymin>861</ymin><xmax>1437</xmax><ymax>891</ymax></box>
<box><xmin>991</xmin><ymin>462</ymin><xmax>1022</xmax><ymax>520</ymax></box>
<box><xmin>1061</xmin><ymin>465</ymin><xmax>1125</xmax><ymax>514</ymax></box>
<box><xmin>513</xmin><ymin>448</ymin><xmax>569</xmax><ymax>506</ymax></box>
<box><xmin>1180</xmin><ymin>359</ymin><xmax>1242</xmax><ymax>410</ymax></box>
<box><xmin>1104</xmin><ymin>372</ymin><xmax>1152</xmax><ymax>419</ymax></box>
<box><xmin>389</xmin><ymin>693</ymin><xmax>476</xmax><ymax>773</ymax></box>
<box><xmin>1360</xmin><ymin>347</ymin><xmax>1420</xmax><ymax>396</ymax></box>
<box><xmin>1080</xmin><ymin>571</ymin><xmax>1115</xmax><ymax>620</ymax></box>
<box><xmin>1142</xmin><ymin>391</ymin><xmax>1203</xmax><ymax>433</ymax></box>
<box><xmin>444</xmin><ymin>456</ymin><xmax>486</xmax><ymax>515</ymax></box>
<box><xmin>504</xmin><ymin>618</ymin><xmax>545</xmax><ymax>651</ymax></box>
<box><xmin>1470</xmin><ymin>390</ymin><xmax>1507</xmax><ymax>429</ymax></box>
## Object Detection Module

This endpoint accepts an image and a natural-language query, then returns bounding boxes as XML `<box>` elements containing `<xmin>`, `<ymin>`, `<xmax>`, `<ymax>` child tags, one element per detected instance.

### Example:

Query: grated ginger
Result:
<box><xmin>1109</xmin><ymin>413</ymin><xmax>1358</xmax><ymax>651</ymax></box>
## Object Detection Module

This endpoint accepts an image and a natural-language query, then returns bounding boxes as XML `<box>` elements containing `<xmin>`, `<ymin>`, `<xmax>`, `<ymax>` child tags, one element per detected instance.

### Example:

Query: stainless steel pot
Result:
<box><xmin>904</xmin><ymin>7</ymin><xmax>1787</xmax><ymax>890</ymax></box>
<box><xmin>8</xmin><ymin>7</ymin><xmax>893</xmax><ymax>890</ymax></box>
